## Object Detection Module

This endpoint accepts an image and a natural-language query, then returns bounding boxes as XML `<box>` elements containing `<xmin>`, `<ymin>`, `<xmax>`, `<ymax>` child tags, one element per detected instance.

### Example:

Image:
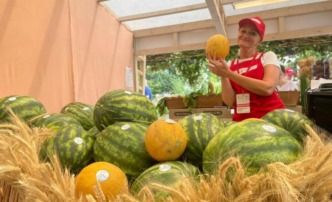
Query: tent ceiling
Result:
<box><xmin>102</xmin><ymin>0</ymin><xmax>332</xmax><ymax>56</ymax></box>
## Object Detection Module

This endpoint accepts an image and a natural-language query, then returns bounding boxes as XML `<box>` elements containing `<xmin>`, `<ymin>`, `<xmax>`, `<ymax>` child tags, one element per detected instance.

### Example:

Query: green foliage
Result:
<box><xmin>146</xmin><ymin>70</ymin><xmax>181</xmax><ymax>95</ymax></box>
<box><xmin>155</xmin><ymin>97</ymin><xmax>167</xmax><ymax>116</ymax></box>
<box><xmin>183</xmin><ymin>92</ymin><xmax>200</xmax><ymax>109</ymax></box>
<box><xmin>171</xmin><ymin>77</ymin><xmax>187</xmax><ymax>95</ymax></box>
<box><xmin>262</xmin><ymin>36</ymin><xmax>332</xmax><ymax>63</ymax></box>
<box><xmin>148</xmin><ymin>51</ymin><xmax>208</xmax><ymax>89</ymax></box>
<box><xmin>300</xmin><ymin>75</ymin><xmax>309</xmax><ymax>111</ymax></box>
<box><xmin>147</xmin><ymin>62</ymin><xmax>221</xmax><ymax>97</ymax></box>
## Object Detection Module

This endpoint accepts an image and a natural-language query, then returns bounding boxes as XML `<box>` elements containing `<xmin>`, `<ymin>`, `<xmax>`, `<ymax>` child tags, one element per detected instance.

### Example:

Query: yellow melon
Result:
<box><xmin>75</xmin><ymin>161</ymin><xmax>128</xmax><ymax>200</ymax></box>
<box><xmin>243</xmin><ymin>118</ymin><xmax>267</xmax><ymax>123</ymax></box>
<box><xmin>145</xmin><ymin>119</ymin><xmax>187</xmax><ymax>162</ymax></box>
<box><xmin>205</xmin><ymin>34</ymin><xmax>230</xmax><ymax>59</ymax></box>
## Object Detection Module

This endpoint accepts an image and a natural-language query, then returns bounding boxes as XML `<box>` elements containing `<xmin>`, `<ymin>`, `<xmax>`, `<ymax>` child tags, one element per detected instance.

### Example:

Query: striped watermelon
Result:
<box><xmin>224</xmin><ymin>120</ymin><xmax>236</xmax><ymax>127</ymax></box>
<box><xmin>178</xmin><ymin>113</ymin><xmax>225</xmax><ymax>167</ymax></box>
<box><xmin>87</xmin><ymin>126</ymin><xmax>100</xmax><ymax>140</ymax></box>
<box><xmin>131</xmin><ymin>161</ymin><xmax>200</xmax><ymax>200</ymax></box>
<box><xmin>32</xmin><ymin>113</ymin><xmax>82</xmax><ymax>132</ymax></box>
<box><xmin>39</xmin><ymin>134</ymin><xmax>56</xmax><ymax>162</ymax></box>
<box><xmin>93</xmin><ymin>122</ymin><xmax>157</xmax><ymax>178</ymax></box>
<box><xmin>60</xmin><ymin>102</ymin><xmax>95</xmax><ymax>130</ymax></box>
<box><xmin>0</xmin><ymin>95</ymin><xmax>46</xmax><ymax>124</ymax></box>
<box><xmin>262</xmin><ymin>109</ymin><xmax>313</xmax><ymax>145</ymax></box>
<box><xmin>203</xmin><ymin>119</ymin><xmax>302</xmax><ymax>175</ymax></box>
<box><xmin>40</xmin><ymin>125</ymin><xmax>95</xmax><ymax>174</ymax></box>
<box><xmin>93</xmin><ymin>90</ymin><xmax>158</xmax><ymax>131</ymax></box>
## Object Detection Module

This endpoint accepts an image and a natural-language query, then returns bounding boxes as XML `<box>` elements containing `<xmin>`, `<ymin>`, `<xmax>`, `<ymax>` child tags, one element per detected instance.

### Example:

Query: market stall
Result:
<box><xmin>0</xmin><ymin>0</ymin><xmax>332</xmax><ymax>201</ymax></box>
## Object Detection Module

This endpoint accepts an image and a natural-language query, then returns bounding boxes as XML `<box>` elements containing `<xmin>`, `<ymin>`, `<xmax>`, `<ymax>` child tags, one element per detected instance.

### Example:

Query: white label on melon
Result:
<box><xmin>74</xmin><ymin>137</ymin><xmax>84</xmax><ymax>145</ymax></box>
<box><xmin>121</xmin><ymin>124</ymin><xmax>131</xmax><ymax>130</ymax></box>
<box><xmin>285</xmin><ymin>109</ymin><xmax>295</xmax><ymax>113</ymax></box>
<box><xmin>194</xmin><ymin>115</ymin><xmax>203</xmax><ymax>121</ymax></box>
<box><xmin>82</xmin><ymin>107</ymin><xmax>90</xmax><ymax>111</ymax></box>
<box><xmin>159</xmin><ymin>164</ymin><xmax>171</xmax><ymax>172</ymax></box>
<box><xmin>124</xmin><ymin>91</ymin><xmax>132</xmax><ymax>95</ymax></box>
<box><xmin>262</xmin><ymin>125</ymin><xmax>277</xmax><ymax>133</ymax></box>
<box><xmin>96</xmin><ymin>170</ymin><xmax>110</xmax><ymax>182</ymax></box>
<box><xmin>43</xmin><ymin>114</ymin><xmax>50</xmax><ymax>119</ymax></box>
<box><xmin>165</xmin><ymin>119</ymin><xmax>176</xmax><ymax>124</ymax></box>
<box><xmin>8</xmin><ymin>97</ymin><xmax>17</xmax><ymax>101</ymax></box>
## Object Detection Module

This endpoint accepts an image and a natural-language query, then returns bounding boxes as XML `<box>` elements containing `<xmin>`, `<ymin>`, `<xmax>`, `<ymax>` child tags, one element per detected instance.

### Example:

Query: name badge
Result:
<box><xmin>236</xmin><ymin>93</ymin><xmax>250</xmax><ymax>114</ymax></box>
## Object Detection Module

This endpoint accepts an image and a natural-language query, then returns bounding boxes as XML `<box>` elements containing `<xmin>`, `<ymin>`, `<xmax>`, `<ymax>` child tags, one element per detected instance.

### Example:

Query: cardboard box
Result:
<box><xmin>169</xmin><ymin>109</ymin><xmax>194</xmax><ymax>121</ymax></box>
<box><xmin>195</xmin><ymin>107</ymin><xmax>233</xmax><ymax>122</ymax></box>
<box><xmin>169</xmin><ymin>107</ymin><xmax>233</xmax><ymax>121</ymax></box>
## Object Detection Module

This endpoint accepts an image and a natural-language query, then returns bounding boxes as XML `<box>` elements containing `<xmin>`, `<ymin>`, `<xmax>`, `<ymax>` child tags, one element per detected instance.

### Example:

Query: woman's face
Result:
<box><xmin>237</xmin><ymin>24</ymin><xmax>261</xmax><ymax>49</ymax></box>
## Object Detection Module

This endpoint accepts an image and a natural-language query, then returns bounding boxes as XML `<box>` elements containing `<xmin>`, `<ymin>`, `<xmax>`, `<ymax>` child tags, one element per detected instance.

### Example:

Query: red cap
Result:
<box><xmin>285</xmin><ymin>68</ymin><xmax>295</xmax><ymax>75</ymax></box>
<box><xmin>239</xmin><ymin>16</ymin><xmax>265</xmax><ymax>41</ymax></box>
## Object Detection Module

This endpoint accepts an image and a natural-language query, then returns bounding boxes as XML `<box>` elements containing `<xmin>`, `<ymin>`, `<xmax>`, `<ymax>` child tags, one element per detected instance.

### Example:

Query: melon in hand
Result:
<box><xmin>206</xmin><ymin>34</ymin><xmax>230</xmax><ymax>59</ymax></box>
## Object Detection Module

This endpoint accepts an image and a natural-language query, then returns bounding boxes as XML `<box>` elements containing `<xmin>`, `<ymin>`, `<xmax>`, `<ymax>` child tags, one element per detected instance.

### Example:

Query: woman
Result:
<box><xmin>277</xmin><ymin>66</ymin><xmax>299</xmax><ymax>91</ymax></box>
<box><xmin>207</xmin><ymin>16</ymin><xmax>285</xmax><ymax>122</ymax></box>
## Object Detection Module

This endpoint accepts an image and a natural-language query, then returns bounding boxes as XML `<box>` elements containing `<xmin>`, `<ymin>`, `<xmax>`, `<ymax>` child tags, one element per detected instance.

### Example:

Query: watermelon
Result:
<box><xmin>40</xmin><ymin>125</ymin><xmax>95</xmax><ymax>174</ymax></box>
<box><xmin>262</xmin><ymin>109</ymin><xmax>313</xmax><ymax>144</ymax></box>
<box><xmin>131</xmin><ymin>161</ymin><xmax>200</xmax><ymax>200</ymax></box>
<box><xmin>0</xmin><ymin>95</ymin><xmax>46</xmax><ymax>124</ymax></box>
<box><xmin>32</xmin><ymin>113</ymin><xmax>82</xmax><ymax>132</ymax></box>
<box><xmin>39</xmin><ymin>134</ymin><xmax>56</xmax><ymax>162</ymax></box>
<box><xmin>93</xmin><ymin>90</ymin><xmax>158</xmax><ymax>131</ymax></box>
<box><xmin>178</xmin><ymin>113</ymin><xmax>225</xmax><ymax>167</ymax></box>
<box><xmin>87</xmin><ymin>126</ymin><xmax>100</xmax><ymax>140</ymax></box>
<box><xmin>60</xmin><ymin>102</ymin><xmax>95</xmax><ymax>130</ymax></box>
<box><xmin>93</xmin><ymin>122</ymin><xmax>157</xmax><ymax>178</ymax></box>
<box><xmin>224</xmin><ymin>120</ymin><xmax>236</xmax><ymax>127</ymax></box>
<box><xmin>203</xmin><ymin>119</ymin><xmax>302</xmax><ymax>175</ymax></box>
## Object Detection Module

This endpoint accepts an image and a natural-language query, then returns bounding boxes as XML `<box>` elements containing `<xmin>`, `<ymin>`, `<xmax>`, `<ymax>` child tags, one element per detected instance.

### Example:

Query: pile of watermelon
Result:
<box><xmin>0</xmin><ymin>90</ymin><xmax>314</xmax><ymax>200</ymax></box>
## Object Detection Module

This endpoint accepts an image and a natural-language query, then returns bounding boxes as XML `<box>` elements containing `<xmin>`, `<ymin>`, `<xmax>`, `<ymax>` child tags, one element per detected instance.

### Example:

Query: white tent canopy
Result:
<box><xmin>102</xmin><ymin>0</ymin><xmax>332</xmax><ymax>56</ymax></box>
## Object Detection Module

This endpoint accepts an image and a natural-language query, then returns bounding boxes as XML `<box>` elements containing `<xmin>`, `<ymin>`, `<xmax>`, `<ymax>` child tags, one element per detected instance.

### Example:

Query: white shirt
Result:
<box><xmin>236</xmin><ymin>51</ymin><xmax>280</xmax><ymax>68</ymax></box>
<box><xmin>277</xmin><ymin>80</ymin><xmax>299</xmax><ymax>91</ymax></box>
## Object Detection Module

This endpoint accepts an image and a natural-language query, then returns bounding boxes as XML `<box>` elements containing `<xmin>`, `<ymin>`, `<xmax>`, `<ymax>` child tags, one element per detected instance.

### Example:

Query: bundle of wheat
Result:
<box><xmin>0</xmin><ymin>111</ymin><xmax>79</xmax><ymax>202</ymax></box>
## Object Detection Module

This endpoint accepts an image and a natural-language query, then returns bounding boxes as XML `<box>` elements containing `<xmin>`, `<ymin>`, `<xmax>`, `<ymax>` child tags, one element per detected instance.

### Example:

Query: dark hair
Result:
<box><xmin>280</xmin><ymin>65</ymin><xmax>285</xmax><ymax>73</ymax></box>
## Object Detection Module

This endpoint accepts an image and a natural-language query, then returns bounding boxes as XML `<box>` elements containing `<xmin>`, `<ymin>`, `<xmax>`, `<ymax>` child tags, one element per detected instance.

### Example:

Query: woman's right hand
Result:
<box><xmin>206</xmin><ymin>52</ymin><xmax>230</xmax><ymax>78</ymax></box>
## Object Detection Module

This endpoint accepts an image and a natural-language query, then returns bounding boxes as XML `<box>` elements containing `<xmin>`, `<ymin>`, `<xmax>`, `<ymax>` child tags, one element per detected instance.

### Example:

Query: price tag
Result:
<box><xmin>236</xmin><ymin>93</ymin><xmax>250</xmax><ymax>114</ymax></box>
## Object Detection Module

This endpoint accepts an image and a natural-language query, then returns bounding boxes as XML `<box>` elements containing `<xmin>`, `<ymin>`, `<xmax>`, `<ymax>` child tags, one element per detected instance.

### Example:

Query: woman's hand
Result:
<box><xmin>206</xmin><ymin>52</ymin><xmax>236</xmax><ymax>107</ymax></box>
<box><xmin>206</xmin><ymin>52</ymin><xmax>230</xmax><ymax>78</ymax></box>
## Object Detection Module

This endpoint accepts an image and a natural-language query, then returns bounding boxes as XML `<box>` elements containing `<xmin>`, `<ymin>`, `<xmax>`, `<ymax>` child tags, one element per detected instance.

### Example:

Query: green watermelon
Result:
<box><xmin>93</xmin><ymin>122</ymin><xmax>156</xmax><ymax>178</ymax></box>
<box><xmin>60</xmin><ymin>102</ymin><xmax>95</xmax><ymax>130</ymax></box>
<box><xmin>93</xmin><ymin>90</ymin><xmax>158</xmax><ymax>131</ymax></box>
<box><xmin>224</xmin><ymin>120</ymin><xmax>236</xmax><ymax>127</ymax></box>
<box><xmin>0</xmin><ymin>95</ymin><xmax>46</xmax><ymax>124</ymax></box>
<box><xmin>39</xmin><ymin>134</ymin><xmax>56</xmax><ymax>162</ymax></box>
<box><xmin>131</xmin><ymin>161</ymin><xmax>200</xmax><ymax>200</ymax></box>
<box><xmin>262</xmin><ymin>109</ymin><xmax>313</xmax><ymax>144</ymax></box>
<box><xmin>32</xmin><ymin>113</ymin><xmax>82</xmax><ymax>132</ymax></box>
<box><xmin>178</xmin><ymin>113</ymin><xmax>225</xmax><ymax>167</ymax></box>
<box><xmin>203</xmin><ymin>119</ymin><xmax>302</xmax><ymax>175</ymax></box>
<box><xmin>87</xmin><ymin>126</ymin><xmax>100</xmax><ymax>140</ymax></box>
<box><xmin>40</xmin><ymin>125</ymin><xmax>95</xmax><ymax>174</ymax></box>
